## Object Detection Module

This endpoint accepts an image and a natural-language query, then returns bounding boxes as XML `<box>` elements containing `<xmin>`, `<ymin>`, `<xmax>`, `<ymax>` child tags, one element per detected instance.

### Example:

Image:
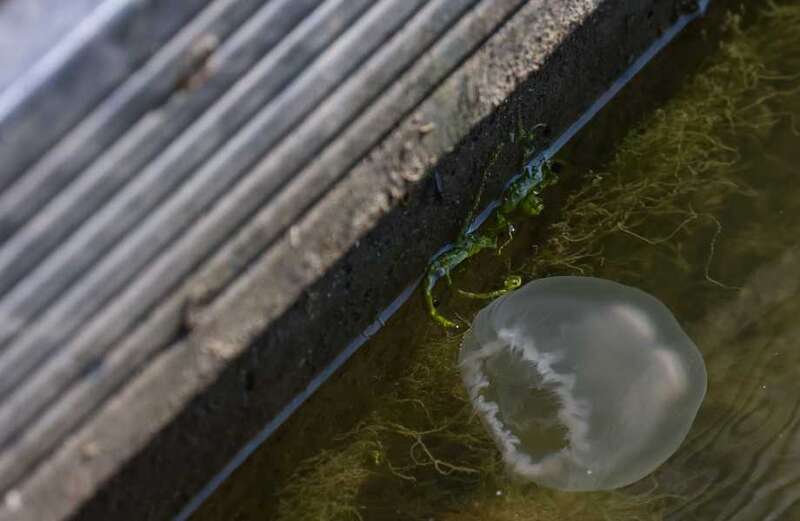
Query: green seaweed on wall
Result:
<box><xmin>423</xmin><ymin>124</ymin><xmax>556</xmax><ymax>330</ymax></box>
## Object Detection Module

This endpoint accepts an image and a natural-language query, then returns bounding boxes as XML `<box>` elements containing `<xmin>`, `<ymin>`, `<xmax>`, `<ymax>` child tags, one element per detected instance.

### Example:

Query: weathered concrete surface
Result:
<box><xmin>0</xmin><ymin>0</ymin><xmax>708</xmax><ymax>520</ymax></box>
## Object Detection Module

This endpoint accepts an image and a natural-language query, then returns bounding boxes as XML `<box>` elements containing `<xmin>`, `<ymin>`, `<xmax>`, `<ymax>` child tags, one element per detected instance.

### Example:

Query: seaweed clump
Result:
<box><xmin>275</xmin><ymin>331</ymin><xmax>497</xmax><ymax>520</ymax></box>
<box><xmin>523</xmin><ymin>4</ymin><xmax>799</xmax><ymax>290</ymax></box>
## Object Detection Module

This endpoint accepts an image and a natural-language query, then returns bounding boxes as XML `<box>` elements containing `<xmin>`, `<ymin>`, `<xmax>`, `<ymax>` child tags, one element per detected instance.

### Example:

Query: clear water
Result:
<box><xmin>193</xmin><ymin>2</ymin><xmax>800</xmax><ymax>520</ymax></box>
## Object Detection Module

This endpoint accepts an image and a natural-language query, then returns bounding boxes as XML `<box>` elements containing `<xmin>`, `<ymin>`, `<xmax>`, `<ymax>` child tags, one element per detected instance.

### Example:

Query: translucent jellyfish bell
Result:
<box><xmin>460</xmin><ymin>276</ymin><xmax>706</xmax><ymax>491</ymax></box>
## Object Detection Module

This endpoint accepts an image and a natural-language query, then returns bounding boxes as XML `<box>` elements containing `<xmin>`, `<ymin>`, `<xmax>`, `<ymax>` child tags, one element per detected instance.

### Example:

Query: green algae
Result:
<box><xmin>423</xmin><ymin>125</ymin><xmax>556</xmax><ymax>329</ymax></box>
<box><xmin>523</xmin><ymin>6</ymin><xmax>798</xmax><ymax>285</ymax></box>
<box><xmin>275</xmin><ymin>333</ymin><xmax>493</xmax><ymax>521</ymax></box>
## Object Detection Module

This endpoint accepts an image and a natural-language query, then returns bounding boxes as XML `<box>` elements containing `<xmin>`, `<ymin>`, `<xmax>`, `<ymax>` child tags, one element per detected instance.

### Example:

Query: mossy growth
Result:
<box><xmin>275</xmin><ymin>332</ymin><xmax>496</xmax><ymax>520</ymax></box>
<box><xmin>268</xmin><ymin>3</ymin><xmax>800</xmax><ymax>520</ymax></box>
<box><xmin>522</xmin><ymin>2</ymin><xmax>799</xmax><ymax>288</ymax></box>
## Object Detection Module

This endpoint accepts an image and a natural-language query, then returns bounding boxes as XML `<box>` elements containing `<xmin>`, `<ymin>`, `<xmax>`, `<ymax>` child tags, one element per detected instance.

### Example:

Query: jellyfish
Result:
<box><xmin>459</xmin><ymin>276</ymin><xmax>706</xmax><ymax>491</ymax></box>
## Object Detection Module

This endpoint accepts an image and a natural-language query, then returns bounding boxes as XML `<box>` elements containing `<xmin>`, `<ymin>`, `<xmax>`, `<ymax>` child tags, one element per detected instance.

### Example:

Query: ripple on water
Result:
<box><xmin>666</xmin><ymin>248</ymin><xmax>800</xmax><ymax>520</ymax></box>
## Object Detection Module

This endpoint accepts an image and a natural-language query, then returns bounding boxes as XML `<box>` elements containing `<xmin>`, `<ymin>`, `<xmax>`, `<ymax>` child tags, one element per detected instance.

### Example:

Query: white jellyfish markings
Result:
<box><xmin>609</xmin><ymin>302</ymin><xmax>657</xmax><ymax>342</ymax></box>
<box><xmin>459</xmin><ymin>276</ymin><xmax>707</xmax><ymax>491</ymax></box>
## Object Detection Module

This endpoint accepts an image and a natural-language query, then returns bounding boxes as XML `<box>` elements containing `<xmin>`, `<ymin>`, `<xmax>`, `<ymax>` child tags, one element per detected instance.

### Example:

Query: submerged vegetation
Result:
<box><xmin>522</xmin><ymin>5</ymin><xmax>799</xmax><ymax>289</ymax></box>
<box><xmin>197</xmin><ymin>3</ymin><xmax>800</xmax><ymax>520</ymax></box>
